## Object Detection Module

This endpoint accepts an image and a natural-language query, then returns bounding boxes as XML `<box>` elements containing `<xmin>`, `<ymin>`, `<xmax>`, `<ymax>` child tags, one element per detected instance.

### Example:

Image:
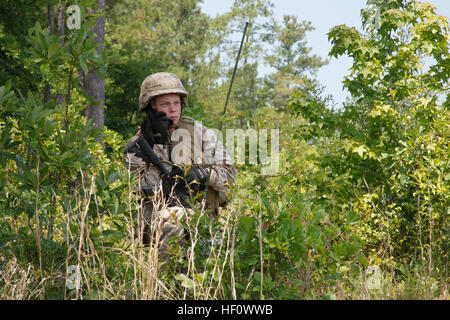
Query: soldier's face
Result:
<box><xmin>155</xmin><ymin>94</ymin><xmax>182</xmax><ymax>126</ymax></box>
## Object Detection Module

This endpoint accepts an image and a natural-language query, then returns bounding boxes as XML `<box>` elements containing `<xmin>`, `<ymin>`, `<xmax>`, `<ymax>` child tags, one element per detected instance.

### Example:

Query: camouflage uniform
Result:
<box><xmin>123</xmin><ymin>72</ymin><xmax>236</xmax><ymax>257</ymax></box>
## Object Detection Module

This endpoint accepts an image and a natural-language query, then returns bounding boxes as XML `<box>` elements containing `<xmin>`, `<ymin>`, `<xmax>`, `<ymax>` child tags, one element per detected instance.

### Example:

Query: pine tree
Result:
<box><xmin>264</xmin><ymin>15</ymin><xmax>327</xmax><ymax>110</ymax></box>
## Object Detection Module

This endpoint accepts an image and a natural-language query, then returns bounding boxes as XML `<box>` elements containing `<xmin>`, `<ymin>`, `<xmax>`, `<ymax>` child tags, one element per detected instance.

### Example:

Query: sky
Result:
<box><xmin>200</xmin><ymin>0</ymin><xmax>450</xmax><ymax>106</ymax></box>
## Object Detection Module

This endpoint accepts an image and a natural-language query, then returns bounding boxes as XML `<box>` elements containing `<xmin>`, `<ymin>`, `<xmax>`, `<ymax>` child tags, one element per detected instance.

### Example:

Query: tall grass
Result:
<box><xmin>0</xmin><ymin>169</ymin><xmax>448</xmax><ymax>300</ymax></box>
<box><xmin>52</xmin><ymin>171</ymin><xmax>242</xmax><ymax>300</ymax></box>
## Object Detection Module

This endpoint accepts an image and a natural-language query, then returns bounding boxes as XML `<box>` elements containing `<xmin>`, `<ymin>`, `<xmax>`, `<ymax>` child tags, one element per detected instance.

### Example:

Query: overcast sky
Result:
<box><xmin>200</xmin><ymin>0</ymin><xmax>450</xmax><ymax>106</ymax></box>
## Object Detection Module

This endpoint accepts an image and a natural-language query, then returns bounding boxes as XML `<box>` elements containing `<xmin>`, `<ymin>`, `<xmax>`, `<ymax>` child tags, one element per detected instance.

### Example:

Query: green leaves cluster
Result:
<box><xmin>0</xmin><ymin>15</ymin><xmax>130</xmax><ymax>299</ymax></box>
<box><xmin>231</xmin><ymin>185</ymin><xmax>362</xmax><ymax>299</ymax></box>
<box><xmin>27</xmin><ymin>16</ymin><xmax>106</xmax><ymax>105</ymax></box>
<box><xmin>328</xmin><ymin>0</ymin><xmax>449</xmax><ymax>102</ymax></box>
<box><xmin>290</xmin><ymin>0</ymin><xmax>449</xmax><ymax>272</ymax></box>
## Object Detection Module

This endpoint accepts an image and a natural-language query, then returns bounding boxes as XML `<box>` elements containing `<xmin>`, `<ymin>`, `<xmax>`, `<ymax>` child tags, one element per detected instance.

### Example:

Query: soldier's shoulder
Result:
<box><xmin>181</xmin><ymin>116</ymin><xmax>215</xmax><ymax>129</ymax></box>
<box><xmin>177</xmin><ymin>116</ymin><xmax>218</xmax><ymax>138</ymax></box>
<box><xmin>180</xmin><ymin>115</ymin><xmax>196</xmax><ymax>124</ymax></box>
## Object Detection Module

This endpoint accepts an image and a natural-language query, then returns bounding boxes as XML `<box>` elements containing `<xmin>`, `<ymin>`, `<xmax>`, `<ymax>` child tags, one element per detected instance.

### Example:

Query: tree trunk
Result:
<box><xmin>82</xmin><ymin>0</ymin><xmax>105</xmax><ymax>136</ymax></box>
<box><xmin>55</xmin><ymin>1</ymin><xmax>65</xmax><ymax>106</ymax></box>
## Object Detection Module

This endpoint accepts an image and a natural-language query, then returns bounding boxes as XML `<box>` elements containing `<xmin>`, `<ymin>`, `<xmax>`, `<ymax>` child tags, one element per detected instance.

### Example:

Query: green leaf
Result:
<box><xmin>107</xmin><ymin>171</ymin><xmax>119</xmax><ymax>185</ymax></box>
<box><xmin>353</xmin><ymin>145</ymin><xmax>366</xmax><ymax>158</ymax></box>
<box><xmin>332</xmin><ymin>243</ymin><xmax>346</xmax><ymax>258</ymax></box>
<box><xmin>0</xmin><ymin>80</ymin><xmax>14</xmax><ymax>104</ymax></box>
<box><xmin>47</xmin><ymin>42</ymin><xmax>60</xmax><ymax>60</ymax></box>
<box><xmin>358</xmin><ymin>254</ymin><xmax>370</xmax><ymax>268</ymax></box>
<box><xmin>346</xmin><ymin>211</ymin><xmax>360</xmax><ymax>225</ymax></box>
<box><xmin>175</xmin><ymin>274</ymin><xmax>195</xmax><ymax>290</ymax></box>
<box><xmin>79</xmin><ymin>55</ymin><xmax>89</xmax><ymax>74</ymax></box>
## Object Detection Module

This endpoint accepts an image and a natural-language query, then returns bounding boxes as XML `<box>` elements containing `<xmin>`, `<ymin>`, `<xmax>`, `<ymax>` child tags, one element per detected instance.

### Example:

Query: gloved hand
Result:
<box><xmin>185</xmin><ymin>166</ymin><xmax>208</xmax><ymax>192</ymax></box>
<box><xmin>170</xmin><ymin>165</ymin><xmax>208</xmax><ymax>193</ymax></box>
<box><xmin>159</xmin><ymin>165</ymin><xmax>209</xmax><ymax>207</ymax></box>
<box><xmin>185</xmin><ymin>166</ymin><xmax>208</xmax><ymax>185</ymax></box>
<box><xmin>162</xmin><ymin>166</ymin><xmax>189</xmax><ymax>207</ymax></box>
<box><xmin>150</xmin><ymin>111</ymin><xmax>173</xmax><ymax>144</ymax></box>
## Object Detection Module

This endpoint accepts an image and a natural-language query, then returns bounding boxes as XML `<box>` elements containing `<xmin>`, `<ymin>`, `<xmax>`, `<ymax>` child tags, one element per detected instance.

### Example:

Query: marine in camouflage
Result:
<box><xmin>124</xmin><ymin>72</ymin><xmax>236</xmax><ymax>261</ymax></box>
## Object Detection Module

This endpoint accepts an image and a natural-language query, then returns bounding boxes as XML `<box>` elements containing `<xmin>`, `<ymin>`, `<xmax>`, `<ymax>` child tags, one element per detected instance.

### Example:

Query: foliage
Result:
<box><xmin>264</xmin><ymin>15</ymin><xmax>328</xmax><ymax>110</ymax></box>
<box><xmin>0</xmin><ymin>14</ymin><xmax>130</xmax><ymax>299</ymax></box>
<box><xmin>287</xmin><ymin>0</ymin><xmax>449</xmax><ymax>280</ymax></box>
<box><xmin>0</xmin><ymin>0</ymin><xmax>48</xmax><ymax>95</ymax></box>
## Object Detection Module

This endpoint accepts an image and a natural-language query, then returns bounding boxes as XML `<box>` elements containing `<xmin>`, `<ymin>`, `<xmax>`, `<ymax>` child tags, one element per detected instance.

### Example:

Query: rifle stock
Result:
<box><xmin>133</xmin><ymin>135</ymin><xmax>170</xmax><ymax>176</ymax></box>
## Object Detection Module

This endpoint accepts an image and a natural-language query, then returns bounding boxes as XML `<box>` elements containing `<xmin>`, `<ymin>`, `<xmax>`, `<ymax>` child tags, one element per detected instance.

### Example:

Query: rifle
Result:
<box><xmin>125</xmin><ymin>135</ymin><xmax>190</xmax><ymax>207</ymax></box>
<box><xmin>126</xmin><ymin>135</ymin><xmax>170</xmax><ymax>176</ymax></box>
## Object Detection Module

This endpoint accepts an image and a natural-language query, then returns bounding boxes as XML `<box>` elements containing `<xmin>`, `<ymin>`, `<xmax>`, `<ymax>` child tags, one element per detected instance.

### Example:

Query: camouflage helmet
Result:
<box><xmin>139</xmin><ymin>72</ymin><xmax>188</xmax><ymax>112</ymax></box>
